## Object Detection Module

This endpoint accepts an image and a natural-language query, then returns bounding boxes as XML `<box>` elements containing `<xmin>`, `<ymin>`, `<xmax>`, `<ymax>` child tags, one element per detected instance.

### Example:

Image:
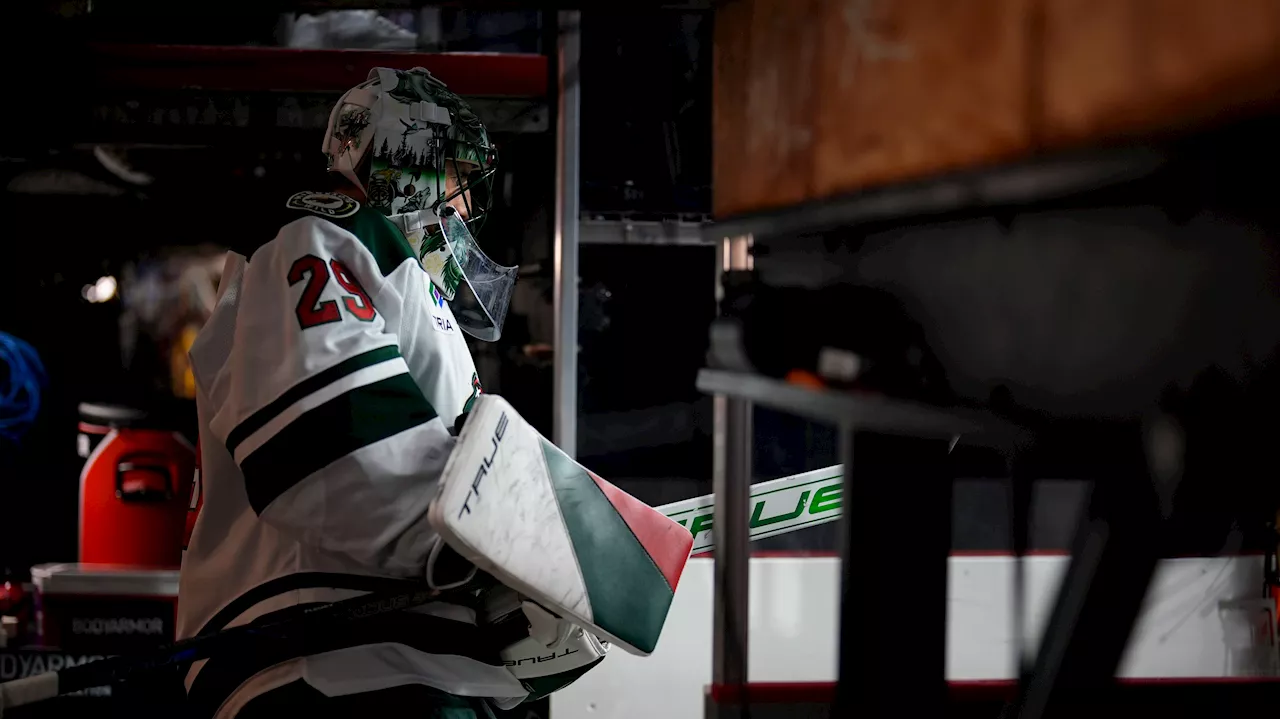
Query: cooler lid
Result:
<box><xmin>77</xmin><ymin>400</ymin><xmax>195</xmax><ymax>434</ymax></box>
<box><xmin>77</xmin><ymin>403</ymin><xmax>149</xmax><ymax>428</ymax></box>
<box><xmin>31</xmin><ymin>563</ymin><xmax>179</xmax><ymax>598</ymax></box>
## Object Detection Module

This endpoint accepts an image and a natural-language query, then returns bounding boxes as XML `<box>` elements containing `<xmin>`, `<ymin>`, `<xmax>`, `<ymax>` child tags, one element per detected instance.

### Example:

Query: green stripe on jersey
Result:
<box><xmin>240</xmin><ymin>373</ymin><xmax>438</xmax><ymax>515</ymax></box>
<box><xmin>330</xmin><ymin>207</ymin><xmax>417</xmax><ymax>277</ymax></box>
<box><xmin>279</xmin><ymin>199</ymin><xmax>415</xmax><ymax>277</ymax></box>
<box><xmin>239</xmin><ymin>193</ymin><xmax>420</xmax><ymax>273</ymax></box>
<box><xmin>540</xmin><ymin>439</ymin><xmax>674</xmax><ymax>654</ymax></box>
<box><xmin>226</xmin><ymin>345</ymin><xmax>401</xmax><ymax>455</ymax></box>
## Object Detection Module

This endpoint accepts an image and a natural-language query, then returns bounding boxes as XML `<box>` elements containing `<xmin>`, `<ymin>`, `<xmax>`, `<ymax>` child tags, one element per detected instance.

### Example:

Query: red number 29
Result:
<box><xmin>330</xmin><ymin>259</ymin><xmax>376</xmax><ymax>322</ymax></box>
<box><xmin>288</xmin><ymin>255</ymin><xmax>378</xmax><ymax>329</ymax></box>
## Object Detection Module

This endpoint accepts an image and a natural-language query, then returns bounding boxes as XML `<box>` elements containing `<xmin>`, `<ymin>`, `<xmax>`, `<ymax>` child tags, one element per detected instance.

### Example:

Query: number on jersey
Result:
<box><xmin>288</xmin><ymin>255</ymin><xmax>378</xmax><ymax>329</ymax></box>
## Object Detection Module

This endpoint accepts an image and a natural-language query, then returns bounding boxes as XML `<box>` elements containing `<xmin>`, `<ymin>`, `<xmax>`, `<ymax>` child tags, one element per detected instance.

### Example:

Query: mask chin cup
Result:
<box><xmin>437</xmin><ymin>208</ymin><xmax>517</xmax><ymax>342</ymax></box>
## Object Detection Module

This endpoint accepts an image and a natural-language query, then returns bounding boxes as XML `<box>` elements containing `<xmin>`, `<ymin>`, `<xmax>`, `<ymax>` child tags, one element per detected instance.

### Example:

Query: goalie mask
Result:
<box><xmin>323</xmin><ymin>67</ymin><xmax>517</xmax><ymax>342</ymax></box>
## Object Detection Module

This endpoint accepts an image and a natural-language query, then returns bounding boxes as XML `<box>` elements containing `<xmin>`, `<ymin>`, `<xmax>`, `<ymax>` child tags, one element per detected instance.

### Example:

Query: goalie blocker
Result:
<box><xmin>0</xmin><ymin>397</ymin><xmax>693</xmax><ymax>715</ymax></box>
<box><xmin>430</xmin><ymin>394</ymin><xmax>693</xmax><ymax>695</ymax></box>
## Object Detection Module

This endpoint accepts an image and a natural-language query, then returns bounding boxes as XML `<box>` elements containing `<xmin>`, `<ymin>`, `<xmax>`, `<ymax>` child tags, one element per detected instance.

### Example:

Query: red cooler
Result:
<box><xmin>31</xmin><ymin>563</ymin><xmax>179</xmax><ymax>654</ymax></box>
<box><xmin>77</xmin><ymin>403</ymin><xmax>195</xmax><ymax>569</ymax></box>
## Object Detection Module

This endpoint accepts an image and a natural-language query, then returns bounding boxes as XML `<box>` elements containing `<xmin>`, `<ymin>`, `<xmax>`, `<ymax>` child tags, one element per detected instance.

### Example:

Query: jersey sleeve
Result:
<box><xmin>209</xmin><ymin>214</ymin><xmax>449</xmax><ymax>577</ymax></box>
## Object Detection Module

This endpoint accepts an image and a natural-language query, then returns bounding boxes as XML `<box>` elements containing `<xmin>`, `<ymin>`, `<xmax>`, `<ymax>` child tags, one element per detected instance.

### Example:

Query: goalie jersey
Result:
<box><xmin>178</xmin><ymin>191</ymin><xmax>527</xmax><ymax>718</ymax></box>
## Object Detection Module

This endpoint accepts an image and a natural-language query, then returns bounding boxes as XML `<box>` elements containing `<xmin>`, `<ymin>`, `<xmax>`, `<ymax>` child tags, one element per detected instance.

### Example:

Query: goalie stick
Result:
<box><xmin>0</xmin><ymin>585</ymin><xmax>448</xmax><ymax>715</ymax></box>
<box><xmin>0</xmin><ymin>465</ymin><xmax>845</xmax><ymax>714</ymax></box>
<box><xmin>661</xmin><ymin>464</ymin><xmax>844</xmax><ymax>554</ymax></box>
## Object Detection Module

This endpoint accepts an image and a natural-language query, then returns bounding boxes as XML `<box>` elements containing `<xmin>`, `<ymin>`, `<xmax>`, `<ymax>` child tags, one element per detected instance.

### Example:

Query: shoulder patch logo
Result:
<box><xmin>426</xmin><ymin>277</ymin><xmax>457</xmax><ymax>335</ymax></box>
<box><xmin>286</xmin><ymin>191</ymin><xmax>360</xmax><ymax>219</ymax></box>
<box><xmin>428</xmin><ymin>280</ymin><xmax>447</xmax><ymax>309</ymax></box>
<box><xmin>462</xmin><ymin>372</ymin><xmax>483</xmax><ymax>414</ymax></box>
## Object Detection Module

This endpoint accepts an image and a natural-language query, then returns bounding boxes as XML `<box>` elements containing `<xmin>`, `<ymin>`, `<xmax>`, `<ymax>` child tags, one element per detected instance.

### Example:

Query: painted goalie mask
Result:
<box><xmin>323</xmin><ymin>67</ymin><xmax>516</xmax><ymax>342</ymax></box>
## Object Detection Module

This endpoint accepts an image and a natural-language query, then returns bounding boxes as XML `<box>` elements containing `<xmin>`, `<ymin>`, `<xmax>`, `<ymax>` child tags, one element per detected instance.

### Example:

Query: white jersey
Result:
<box><xmin>178</xmin><ymin>192</ymin><xmax>526</xmax><ymax>718</ymax></box>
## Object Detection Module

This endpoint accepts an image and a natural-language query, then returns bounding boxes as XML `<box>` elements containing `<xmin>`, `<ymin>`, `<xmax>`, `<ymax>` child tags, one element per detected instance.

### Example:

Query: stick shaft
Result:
<box><xmin>2</xmin><ymin>470</ymin><xmax>843</xmax><ymax>708</ymax></box>
<box><xmin>32</xmin><ymin>586</ymin><xmax>440</xmax><ymax>702</ymax></box>
<box><xmin>663</xmin><ymin>465</ymin><xmax>845</xmax><ymax>553</ymax></box>
<box><xmin>0</xmin><ymin>672</ymin><xmax>59</xmax><ymax>714</ymax></box>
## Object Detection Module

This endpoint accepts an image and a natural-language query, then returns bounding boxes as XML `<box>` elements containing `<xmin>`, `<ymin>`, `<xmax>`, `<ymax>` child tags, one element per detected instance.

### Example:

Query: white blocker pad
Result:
<box><xmin>428</xmin><ymin>394</ymin><xmax>693</xmax><ymax>656</ymax></box>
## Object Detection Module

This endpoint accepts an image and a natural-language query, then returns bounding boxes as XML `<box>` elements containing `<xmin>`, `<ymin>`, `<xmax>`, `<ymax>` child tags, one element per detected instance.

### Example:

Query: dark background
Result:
<box><xmin>0</xmin><ymin>3</ymin><xmax>1114</xmax><ymax>584</ymax></box>
<box><xmin>0</xmin><ymin>4</ymin><xmax>722</xmax><ymax>579</ymax></box>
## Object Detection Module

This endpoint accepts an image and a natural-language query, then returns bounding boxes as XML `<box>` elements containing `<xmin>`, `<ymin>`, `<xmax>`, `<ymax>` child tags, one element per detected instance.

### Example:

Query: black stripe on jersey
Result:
<box><xmin>240</xmin><ymin>373</ymin><xmax>439</xmax><ymax>515</ymax></box>
<box><xmin>193</xmin><ymin>571</ymin><xmax>455</xmax><ymax>640</ymax></box>
<box><xmin>214</xmin><ymin>680</ymin><xmax>493</xmax><ymax>716</ymax></box>
<box><xmin>226</xmin><ymin>344</ymin><xmax>401</xmax><ymax>455</ymax></box>
<box><xmin>186</xmin><ymin>602</ymin><xmax>506</xmax><ymax>719</ymax></box>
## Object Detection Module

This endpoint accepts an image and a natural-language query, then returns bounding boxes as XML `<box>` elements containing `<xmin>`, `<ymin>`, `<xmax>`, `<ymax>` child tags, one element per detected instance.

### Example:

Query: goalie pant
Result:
<box><xmin>178</xmin><ymin>192</ymin><xmax>524</xmax><ymax>719</ymax></box>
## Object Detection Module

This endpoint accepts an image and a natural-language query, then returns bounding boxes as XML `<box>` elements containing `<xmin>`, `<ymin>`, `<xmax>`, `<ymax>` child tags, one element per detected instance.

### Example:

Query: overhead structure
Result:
<box><xmin>87</xmin><ymin>43</ymin><xmax>549</xmax><ymax>96</ymax></box>
<box><xmin>704</xmin><ymin>1</ymin><xmax>1280</xmax><ymax>717</ymax></box>
<box><xmin>67</xmin><ymin>17</ymin><xmax>687</xmax><ymax>470</ymax></box>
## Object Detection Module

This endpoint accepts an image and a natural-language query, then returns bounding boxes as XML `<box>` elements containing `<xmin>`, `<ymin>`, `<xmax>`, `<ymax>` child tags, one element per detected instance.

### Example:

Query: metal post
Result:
<box><xmin>710</xmin><ymin>234</ymin><xmax>753</xmax><ymax>716</ymax></box>
<box><xmin>552</xmin><ymin>10</ymin><xmax>581</xmax><ymax>457</ymax></box>
<box><xmin>1013</xmin><ymin>423</ymin><xmax>1169</xmax><ymax>719</ymax></box>
<box><xmin>712</xmin><ymin>396</ymin><xmax>751</xmax><ymax>680</ymax></box>
<box><xmin>416</xmin><ymin>7</ymin><xmax>442</xmax><ymax>49</ymax></box>
<box><xmin>834</xmin><ymin>430</ymin><xmax>951</xmax><ymax>717</ymax></box>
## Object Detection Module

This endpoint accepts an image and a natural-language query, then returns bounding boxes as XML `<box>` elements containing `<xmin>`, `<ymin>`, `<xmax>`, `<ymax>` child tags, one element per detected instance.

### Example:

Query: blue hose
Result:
<box><xmin>0</xmin><ymin>332</ymin><xmax>47</xmax><ymax>444</ymax></box>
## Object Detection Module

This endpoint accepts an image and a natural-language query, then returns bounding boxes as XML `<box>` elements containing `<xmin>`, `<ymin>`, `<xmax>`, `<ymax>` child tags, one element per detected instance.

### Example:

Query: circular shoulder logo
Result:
<box><xmin>286</xmin><ymin>191</ymin><xmax>360</xmax><ymax>219</ymax></box>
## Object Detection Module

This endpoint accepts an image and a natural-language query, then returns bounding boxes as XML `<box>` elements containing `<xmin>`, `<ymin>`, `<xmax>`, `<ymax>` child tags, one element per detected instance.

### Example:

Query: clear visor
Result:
<box><xmin>437</xmin><ymin>207</ymin><xmax>518</xmax><ymax>342</ymax></box>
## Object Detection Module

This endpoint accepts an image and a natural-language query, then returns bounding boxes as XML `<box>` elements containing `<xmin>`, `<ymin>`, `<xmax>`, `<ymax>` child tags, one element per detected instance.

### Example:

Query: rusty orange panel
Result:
<box><xmin>714</xmin><ymin>0</ymin><xmax>1035</xmax><ymax>217</ymax></box>
<box><xmin>1042</xmin><ymin>0</ymin><xmax>1280</xmax><ymax>147</ymax></box>
<box><xmin>714</xmin><ymin>0</ymin><xmax>829</xmax><ymax>217</ymax></box>
<box><xmin>809</xmin><ymin>0</ymin><xmax>1034</xmax><ymax>205</ymax></box>
<box><xmin>714</xmin><ymin>0</ymin><xmax>1280</xmax><ymax>219</ymax></box>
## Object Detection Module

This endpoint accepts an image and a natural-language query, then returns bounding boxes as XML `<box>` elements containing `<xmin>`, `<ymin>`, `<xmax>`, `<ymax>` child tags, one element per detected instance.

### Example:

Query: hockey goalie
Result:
<box><xmin>178</xmin><ymin>67</ymin><xmax>693</xmax><ymax>718</ymax></box>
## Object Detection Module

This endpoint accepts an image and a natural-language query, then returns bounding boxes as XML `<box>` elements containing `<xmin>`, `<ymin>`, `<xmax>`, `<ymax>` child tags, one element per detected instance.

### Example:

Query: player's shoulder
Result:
<box><xmin>248</xmin><ymin>191</ymin><xmax>416</xmax><ymax>277</ymax></box>
<box><xmin>283</xmin><ymin>190</ymin><xmax>363</xmax><ymax>221</ymax></box>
